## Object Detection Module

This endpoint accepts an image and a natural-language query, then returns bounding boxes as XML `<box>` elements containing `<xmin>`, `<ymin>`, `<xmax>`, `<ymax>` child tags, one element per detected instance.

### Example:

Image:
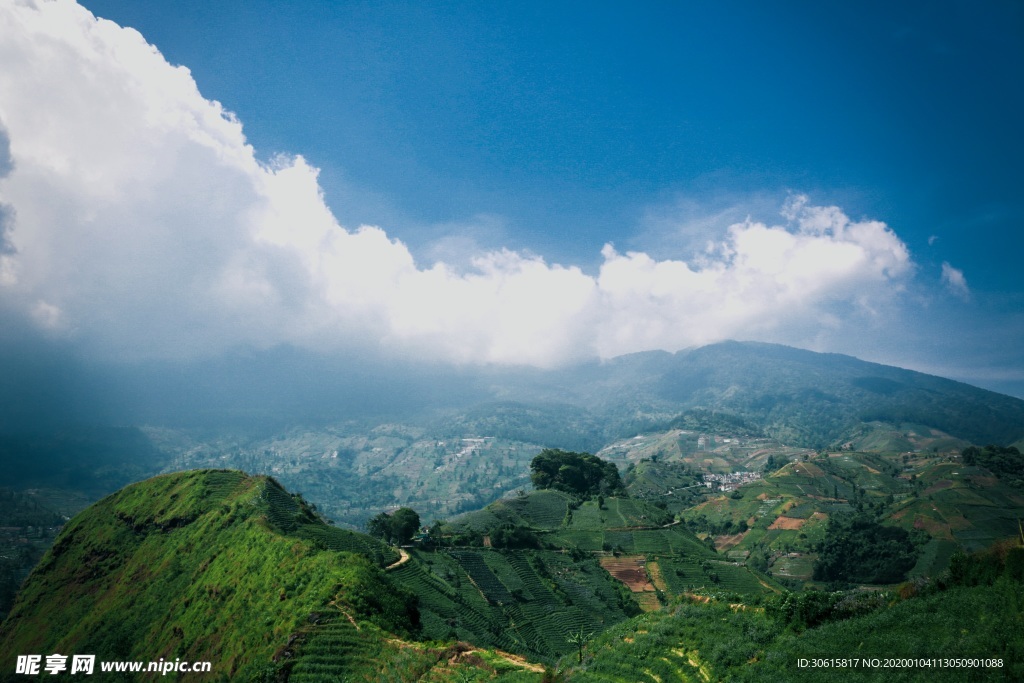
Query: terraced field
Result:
<box><xmin>286</xmin><ymin>612</ymin><xmax>385</xmax><ymax>682</ymax></box>
<box><xmin>388</xmin><ymin>548</ymin><xmax>637</xmax><ymax>663</ymax></box>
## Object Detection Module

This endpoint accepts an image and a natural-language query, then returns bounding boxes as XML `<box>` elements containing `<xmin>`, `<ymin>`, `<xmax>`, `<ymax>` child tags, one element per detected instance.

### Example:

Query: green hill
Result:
<box><xmin>0</xmin><ymin>470</ymin><xmax>541</xmax><ymax>682</ymax></box>
<box><xmin>439</xmin><ymin>488</ymin><xmax>781</xmax><ymax>614</ymax></box>
<box><xmin>3</xmin><ymin>467</ymin><xmax>1022</xmax><ymax>681</ymax></box>
<box><xmin>566</xmin><ymin>541</ymin><xmax>1024</xmax><ymax>682</ymax></box>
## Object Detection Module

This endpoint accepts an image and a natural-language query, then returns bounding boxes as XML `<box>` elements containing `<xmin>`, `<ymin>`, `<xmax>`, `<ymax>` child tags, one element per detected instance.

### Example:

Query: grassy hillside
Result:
<box><xmin>3</xmin><ymin>464</ymin><xmax>1022</xmax><ymax>681</ymax></box>
<box><xmin>565</xmin><ymin>541</ymin><xmax>1024</xmax><ymax>681</ymax></box>
<box><xmin>436</xmin><ymin>489</ymin><xmax>778</xmax><ymax>610</ymax></box>
<box><xmin>0</xmin><ymin>470</ymin><xmax>491</xmax><ymax>681</ymax></box>
<box><xmin>676</xmin><ymin>446</ymin><xmax>1024</xmax><ymax>584</ymax></box>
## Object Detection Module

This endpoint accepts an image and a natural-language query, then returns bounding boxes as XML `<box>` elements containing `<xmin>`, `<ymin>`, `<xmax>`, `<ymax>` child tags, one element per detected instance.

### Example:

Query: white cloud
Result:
<box><xmin>941</xmin><ymin>262</ymin><xmax>970</xmax><ymax>300</ymax></box>
<box><xmin>0</xmin><ymin>0</ymin><xmax>918</xmax><ymax>367</ymax></box>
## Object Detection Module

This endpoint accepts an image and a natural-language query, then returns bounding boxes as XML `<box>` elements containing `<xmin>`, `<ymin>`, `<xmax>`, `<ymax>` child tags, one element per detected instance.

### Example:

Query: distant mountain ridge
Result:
<box><xmin>1</xmin><ymin>340</ymin><xmax>1022</xmax><ymax>535</ymax></box>
<box><xmin>469</xmin><ymin>341</ymin><xmax>1024</xmax><ymax>449</ymax></box>
<box><xmin>4</xmin><ymin>338</ymin><xmax>1020</xmax><ymax>448</ymax></box>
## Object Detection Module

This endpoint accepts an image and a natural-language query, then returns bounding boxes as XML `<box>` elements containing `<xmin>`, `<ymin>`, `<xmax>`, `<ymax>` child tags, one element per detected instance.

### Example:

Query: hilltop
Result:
<box><xmin>0</xmin><ymin>470</ymin><xmax>544</xmax><ymax>681</ymax></box>
<box><xmin>4</xmin><ymin>466</ymin><xmax>1023</xmax><ymax>681</ymax></box>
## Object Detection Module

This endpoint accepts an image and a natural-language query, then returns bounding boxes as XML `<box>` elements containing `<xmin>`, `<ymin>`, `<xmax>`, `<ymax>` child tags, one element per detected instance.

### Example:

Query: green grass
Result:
<box><xmin>0</xmin><ymin>470</ymin><xmax>417</xmax><ymax>681</ymax></box>
<box><xmin>565</xmin><ymin>577</ymin><xmax>1024</xmax><ymax>682</ymax></box>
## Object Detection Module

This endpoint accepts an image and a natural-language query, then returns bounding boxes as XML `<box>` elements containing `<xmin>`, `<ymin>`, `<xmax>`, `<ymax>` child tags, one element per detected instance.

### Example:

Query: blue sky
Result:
<box><xmin>1</xmin><ymin>0</ymin><xmax>1022</xmax><ymax>396</ymax></box>
<box><xmin>79</xmin><ymin>1</ymin><xmax>1023</xmax><ymax>271</ymax></box>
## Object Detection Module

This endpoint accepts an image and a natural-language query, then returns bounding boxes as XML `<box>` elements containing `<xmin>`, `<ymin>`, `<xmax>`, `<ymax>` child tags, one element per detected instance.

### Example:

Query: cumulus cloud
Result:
<box><xmin>0</xmin><ymin>0</ymin><xmax>917</xmax><ymax>367</ymax></box>
<box><xmin>941</xmin><ymin>262</ymin><xmax>970</xmax><ymax>300</ymax></box>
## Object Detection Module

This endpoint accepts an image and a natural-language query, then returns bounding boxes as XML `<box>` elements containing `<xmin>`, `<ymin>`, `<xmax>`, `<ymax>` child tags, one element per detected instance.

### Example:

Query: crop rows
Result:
<box><xmin>482</xmin><ymin>550</ymin><xmax>531</xmax><ymax>597</ymax></box>
<box><xmin>548</xmin><ymin>529</ymin><xmax>603</xmax><ymax>550</ymax></box>
<box><xmin>390</xmin><ymin>560</ymin><xmax>515</xmax><ymax>651</ymax></box>
<box><xmin>262</xmin><ymin>483</ymin><xmax>300</xmax><ymax>532</ymax></box>
<box><xmin>604</xmin><ymin>530</ymin><xmax>634</xmax><ymax>550</ymax></box>
<box><xmin>568</xmin><ymin>503</ymin><xmax>604</xmax><ymax>528</ymax></box>
<box><xmin>713</xmin><ymin>564</ymin><xmax>767</xmax><ymax>592</ymax></box>
<box><xmin>630</xmin><ymin>530</ymin><xmax>671</xmax><ymax>553</ymax></box>
<box><xmin>502</xmin><ymin>603</ymin><xmax>557</xmax><ymax>655</ymax></box>
<box><xmin>508</xmin><ymin>490</ymin><xmax>569</xmax><ymax>528</ymax></box>
<box><xmin>450</xmin><ymin>551</ymin><xmax>515</xmax><ymax>604</ymax></box>
<box><xmin>288</xmin><ymin>614</ymin><xmax>381</xmax><ymax>682</ymax></box>
<box><xmin>658</xmin><ymin>557</ymin><xmax>717</xmax><ymax>593</ymax></box>
<box><xmin>506</xmin><ymin>553</ymin><xmax>560</xmax><ymax>604</ymax></box>
<box><xmin>202</xmin><ymin>470</ymin><xmax>245</xmax><ymax>499</ymax></box>
<box><xmin>294</xmin><ymin>525</ymin><xmax>397</xmax><ymax>567</ymax></box>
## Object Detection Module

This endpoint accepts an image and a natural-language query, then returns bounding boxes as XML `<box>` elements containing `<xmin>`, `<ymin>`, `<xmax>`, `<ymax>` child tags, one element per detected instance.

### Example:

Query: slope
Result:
<box><xmin>0</xmin><ymin>470</ymin><xmax>423</xmax><ymax>680</ymax></box>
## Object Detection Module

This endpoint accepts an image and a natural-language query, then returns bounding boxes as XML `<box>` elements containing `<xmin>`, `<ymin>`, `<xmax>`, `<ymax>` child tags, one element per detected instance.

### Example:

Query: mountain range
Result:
<box><xmin>1</xmin><ymin>341</ymin><xmax>1023</xmax><ymax>679</ymax></box>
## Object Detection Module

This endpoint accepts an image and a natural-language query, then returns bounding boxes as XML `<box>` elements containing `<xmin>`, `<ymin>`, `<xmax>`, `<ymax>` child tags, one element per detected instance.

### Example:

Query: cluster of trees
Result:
<box><xmin>761</xmin><ymin>454</ymin><xmax>786</xmax><ymax>475</ymax></box>
<box><xmin>366</xmin><ymin>507</ymin><xmax>420</xmax><ymax>545</ymax></box>
<box><xmin>962</xmin><ymin>444</ymin><xmax>1024</xmax><ymax>488</ymax></box>
<box><xmin>529</xmin><ymin>449</ymin><xmax>625</xmax><ymax>497</ymax></box>
<box><xmin>813</xmin><ymin>514</ymin><xmax>918</xmax><ymax>584</ymax></box>
<box><xmin>486</xmin><ymin>524</ymin><xmax>540</xmax><ymax>549</ymax></box>
<box><xmin>684</xmin><ymin>515</ymin><xmax>748</xmax><ymax>536</ymax></box>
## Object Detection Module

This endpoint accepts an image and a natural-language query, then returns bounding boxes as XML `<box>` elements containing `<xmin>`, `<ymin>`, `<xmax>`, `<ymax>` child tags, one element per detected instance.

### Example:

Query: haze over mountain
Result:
<box><xmin>2</xmin><ymin>339</ymin><xmax>1022</xmax><ymax>448</ymax></box>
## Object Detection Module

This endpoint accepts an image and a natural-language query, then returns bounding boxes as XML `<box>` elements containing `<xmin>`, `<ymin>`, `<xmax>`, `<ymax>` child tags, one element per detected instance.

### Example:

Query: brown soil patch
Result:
<box><xmin>913</xmin><ymin>514</ymin><xmax>953</xmax><ymax>540</ymax></box>
<box><xmin>714</xmin><ymin>531</ymin><xmax>748</xmax><ymax>551</ymax></box>
<box><xmin>796</xmin><ymin>462</ymin><xmax>825</xmax><ymax>477</ymax></box>
<box><xmin>757</xmin><ymin>493</ymin><xmax>769</xmax><ymax>500</ymax></box>
<box><xmin>810</xmin><ymin>511</ymin><xmax>828</xmax><ymax>521</ymax></box>
<box><xmin>385</xmin><ymin>548</ymin><xmax>410</xmax><ymax>571</ymax></box>
<box><xmin>483</xmin><ymin>649</ymin><xmax>546</xmax><ymax>673</ymax></box>
<box><xmin>768</xmin><ymin>516</ymin><xmax>806</xmax><ymax>530</ymax></box>
<box><xmin>600</xmin><ymin>555</ymin><xmax>655</xmax><ymax>592</ymax></box>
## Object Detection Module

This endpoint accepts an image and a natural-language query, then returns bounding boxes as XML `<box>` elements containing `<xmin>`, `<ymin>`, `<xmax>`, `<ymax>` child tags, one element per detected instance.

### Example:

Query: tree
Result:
<box><xmin>529</xmin><ymin>449</ymin><xmax>624</xmax><ymax>497</ymax></box>
<box><xmin>366</xmin><ymin>508</ymin><xmax>421</xmax><ymax>545</ymax></box>
<box><xmin>391</xmin><ymin>508</ymin><xmax>421</xmax><ymax>545</ymax></box>
<box><xmin>566</xmin><ymin>628</ymin><xmax>592</xmax><ymax>663</ymax></box>
<box><xmin>367</xmin><ymin>512</ymin><xmax>393</xmax><ymax>543</ymax></box>
<box><xmin>763</xmin><ymin>454</ymin><xmax>785</xmax><ymax>475</ymax></box>
<box><xmin>813</xmin><ymin>514</ymin><xmax>917</xmax><ymax>584</ymax></box>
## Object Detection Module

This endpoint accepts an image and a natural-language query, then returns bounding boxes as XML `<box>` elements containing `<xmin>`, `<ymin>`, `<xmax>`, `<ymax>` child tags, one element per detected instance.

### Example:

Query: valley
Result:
<box><xmin>2</xmin><ymin>342</ymin><xmax>1024</xmax><ymax>679</ymax></box>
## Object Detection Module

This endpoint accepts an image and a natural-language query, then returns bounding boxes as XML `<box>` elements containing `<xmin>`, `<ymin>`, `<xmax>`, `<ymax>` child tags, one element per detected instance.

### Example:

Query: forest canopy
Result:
<box><xmin>962</xmin><ymin>445</ymin><xmax>1024</xmax><ymax>488</ymax></box>
<box><xmin>366</xmin><ymin>507</ymin><xmax>421</xmax><ymax>545</ymax></box>
<box><xmin>813</xmin><ymin>513</ymin><xmax>918</xmax><ymax>584</ymax></box>
<box><xmin>529</xmin><ymin>449</ymin><xmax>625</xmax><ymax>497</ymax></box>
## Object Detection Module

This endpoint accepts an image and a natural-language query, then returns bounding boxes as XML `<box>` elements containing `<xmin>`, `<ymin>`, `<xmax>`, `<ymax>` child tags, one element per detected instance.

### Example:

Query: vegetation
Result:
<box><xmin>4</xmin><ymin>341</ymin><xmax>1024</xmax><ymax>679</ymax></box>
<box><xmin>813</xmin><ymin>514</ymin><xmax>918</xmax><ymax>584</ymax></box>
<box><xmin>367</xmin><ymin>506</ymin><xmax>421</xmax><ymax>545</ymax></box>
<box><xmin>565</xmin><ymin>539</ymin><xmax>1024</xmax><ymax>681</ymax></box>
<box><xmin>962</xmin><ymin>444</ymin><xmax>1024</xmax><ymax>488</ymax></box>
<box><xmin>762</xmin><ymin>453</ymin><xmax>786</xmax><ymax>474</ymax></box>
<box><xmin>0</xmin><ymin>488</ymin><xmax>72</xmax><ymax>621</ymax></box>
<box><xmin>0</xmin><ymin>471</ymin><xmax>420</xmax><ymax>680</ymax></box>
<box><xmin>530</xmin><ymin>449</ymin><xmax>624</xmax><ymax>498</ymax></box>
